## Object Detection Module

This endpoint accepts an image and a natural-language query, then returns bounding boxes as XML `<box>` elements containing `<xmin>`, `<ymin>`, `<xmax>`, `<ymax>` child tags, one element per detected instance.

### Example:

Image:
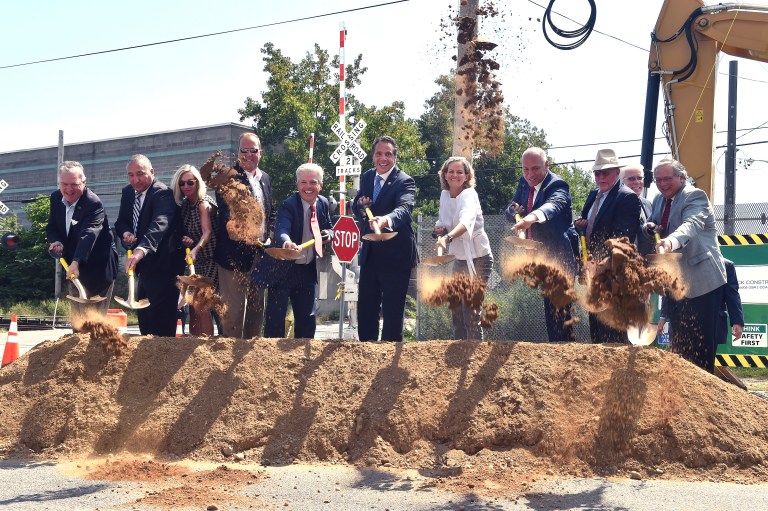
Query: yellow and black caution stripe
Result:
<box><xmin>715</xmin><ymin>353</ymin><xmax>768</xmax><ymax>368</ymax></box>
<box><xmin>718</xmin><ymin>234</ymin><xmax>768</xmax><ymax>246</ymax></box>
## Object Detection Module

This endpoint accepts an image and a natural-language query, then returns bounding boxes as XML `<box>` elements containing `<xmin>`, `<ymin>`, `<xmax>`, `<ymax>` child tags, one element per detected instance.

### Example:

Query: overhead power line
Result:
<box><xmin>0</xmin><ymin>0</ymin><xmax>409</xmax><ymax>70</ymax></box>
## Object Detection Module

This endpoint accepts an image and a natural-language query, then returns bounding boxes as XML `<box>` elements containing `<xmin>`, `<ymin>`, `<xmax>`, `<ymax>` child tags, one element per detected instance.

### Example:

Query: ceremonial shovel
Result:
<box><xmin>177</xmin><ymin>248</ymin><xmax>214</xmax><ymax>307</ymax></box>
<box><xmin>362</xmin><ymin>208</ymin><xmax>398</xmax><ymax>241</ymax></box>
<box><xmin>114</xmin><ymin>250</ymin><xmax>150</xmax><ymax>309</ymax></box>
<box><xmin>646</xmin><ymin>231</ymin><xmax>683</xmax><ymax>265</ymax></box>
<box><xmin>58</xmin><ymin>258</ymin><xmax>107</xmax><ymax>304</ymax></box>
<box><xmin>265</xmin><ymin>239</ymin><xmax>317</xmax><ymax>261</ymax></box>
<box><xmin>504</xmin><ymin>213</ymin><xmax>542</xmax><ymax>250</ymax></box>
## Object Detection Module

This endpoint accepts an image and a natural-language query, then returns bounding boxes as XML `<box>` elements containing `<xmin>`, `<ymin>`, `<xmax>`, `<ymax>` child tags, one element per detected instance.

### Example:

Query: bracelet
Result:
<box><xmin>198</xmin><ymin>239</ymin><xmax>206</xmax><ymax>249</ymax></box>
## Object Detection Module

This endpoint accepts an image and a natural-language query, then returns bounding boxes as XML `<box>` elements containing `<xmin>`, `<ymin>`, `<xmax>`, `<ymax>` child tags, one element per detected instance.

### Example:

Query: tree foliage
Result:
<box><xmin>0</xmin><ymin>196</ymin><xmax>55</xmax><ymax>307</ymax></box>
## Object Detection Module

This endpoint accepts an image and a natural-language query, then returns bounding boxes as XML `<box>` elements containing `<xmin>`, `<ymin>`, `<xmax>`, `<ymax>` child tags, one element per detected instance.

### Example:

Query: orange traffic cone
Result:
<box><xmin>2</xmin><ymin>314</ymin><xmax>20</xmax><ymax>366</ymax></box>
<box><xmin>176</xmin><ymin>318</ymin><xmax>183</xmax><ymax>337</ymax></box>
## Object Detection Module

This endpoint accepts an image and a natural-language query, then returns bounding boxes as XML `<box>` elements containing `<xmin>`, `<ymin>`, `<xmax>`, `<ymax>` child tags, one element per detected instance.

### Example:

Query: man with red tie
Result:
<box><xmin>505</xmin><ymin>147</ymin><xmax>578</xmax><ymax>342</ymax></box>
<box><xmin>262</xmin><ymin>163</ymin><xmax>332</xmax><ymax>338</ymax></box>
<box><xmin>644</xmin><ymin>158</ymin><xmax>726</xmax><ymax>373</ymax></box>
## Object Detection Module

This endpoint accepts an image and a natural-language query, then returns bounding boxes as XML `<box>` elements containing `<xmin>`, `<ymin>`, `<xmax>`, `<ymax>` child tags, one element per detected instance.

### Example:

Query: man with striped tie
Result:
<box><xmin>115</xmin><ymin>154</ymin><xmax>183</xmax><ymax>336</ymax></box>
<box><xmin>352</xmin><ymin>136</ymin><xmax>417</xmax><ymax>342</ymax></box>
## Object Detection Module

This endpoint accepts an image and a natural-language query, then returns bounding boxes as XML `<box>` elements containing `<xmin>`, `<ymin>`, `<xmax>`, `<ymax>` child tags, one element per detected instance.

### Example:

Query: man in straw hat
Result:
<box><xmin>575</xmin><ymin>149</ymin><xmax>640</xmax><ymax>344</ymax></box>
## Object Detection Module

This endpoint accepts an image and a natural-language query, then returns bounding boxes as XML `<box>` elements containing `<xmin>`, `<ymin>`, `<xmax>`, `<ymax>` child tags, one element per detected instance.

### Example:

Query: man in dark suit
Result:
<box><xmin>718</xmin><ymin>259</ymin><xmax>744</xmax><ymax>345</ymax></box>
<box><xmin>575</xmin><ymin>149</ymin><xmax>640</xmax><ymax>344</ymax></box>
<box><xmin>621</xmin><ymin>164</ymin><xmax>654</xmax><ymax>256</ymax></box>
<box><xmin>645</xmin><ymin>158</ymin><xmax>726</xmax><ymax>373</ymax></box>
<box><xmin>47</xmin><ymin>161</ymin><xmax>118</xmax><ymax>330</ymax></box>
<box><xmin>114</xmin><ymin>154</ymin><xmax>184</xmax><ymax>336</ymax></box>
<box><xmin>505</xmin><ymin>147</ymin><xmax>577</xmax><ymax>342</ymax></box>
<box><xmin>214</xmin><ymin>132</ymin><xmax>274</xmax><ymax>339</ymax></box>
<box><xmin>352</xmin><ymin>136</ymin><xmax>418</xmax><ymax>342</ymax></box>
<box><xmin>262</xmin><ymin>163</ymin><xmax>333</xmax><ymax>338</ymax></box>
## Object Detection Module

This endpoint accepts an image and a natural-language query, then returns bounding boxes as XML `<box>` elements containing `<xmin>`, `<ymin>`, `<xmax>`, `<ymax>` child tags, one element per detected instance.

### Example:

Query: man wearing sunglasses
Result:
<box><xmin>213</xmin><ymin>132</ymin><xmax>274</xmax><ymax>338</ymax></box>
<box><xmin>621</xmin><ymin>164</ymin><xmax>654</xmax><ymax>256</ymax></box>
<box><xmin>575</xmin><ymin>148</ymin><xmax>640</xmax><ymax>344</ymax></box>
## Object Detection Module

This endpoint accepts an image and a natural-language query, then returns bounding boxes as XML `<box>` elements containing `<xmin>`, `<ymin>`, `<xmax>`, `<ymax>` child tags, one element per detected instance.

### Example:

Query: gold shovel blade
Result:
<box><xmin>503</xmin><ymin>235</ymin><xmax>542</xmax><ymax>250</ymax></box>
<box><xmin>362</xmin><ymin>232</ymin><xmax>398</xmax><ymax>242</ymax></box>
<box><xmin>66</xmin><ymin>294</ymin><xmax>107</xmax><ymax>304</ymax></box>
<box><xmin>422</xmin><ymin>255</ymin><xmax>456</xmax><ymax>267</ymax></box>
<box><xmin>177</xmin><ymin>275</ymin><xmax>215</xmax><ymax>288</ymax></box>
<box><xmin>265</xmin><ymin>247</ymin><xmax>304</xmax><ymax>261</ymax></box>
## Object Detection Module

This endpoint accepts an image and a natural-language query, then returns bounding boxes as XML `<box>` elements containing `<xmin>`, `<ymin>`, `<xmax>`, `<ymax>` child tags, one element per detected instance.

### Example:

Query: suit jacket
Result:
<box><xmin>251</xmin><ymin>193</ymin><xmax>332</xmax><ymax>288</ymax></box>
<box><xmin>717</xmin><ymin>259</ymin><xmax>744</xmax><ymax>344</ymax></box>
<box><xmin>636</xmin><ymin>196</ymin><xmax>654</xmax><ymax>256</ymax></box>
<box><xmin>580</xmin><ymin>179</ymin><xmax>640</xmax><ymax>259</ymax></box>
<box><xmin>505</xmin><ymin>172</ymin><xmax>576</xmax><ymax>273</ymax></box>
<box><xmin>114</xmin><ymin>179</ymin><xmax>183</xmax><ymax>276</ymax></box>
<box><xmin>650</xmin><ymin>183</ymin><xmax>726</xmax><ymax>298</ymax></box>
<box><xmin>352</xmin><ymin>166</ymin><xmax>418</xmax><ymax>269</ymax></box>
<box><xmin>46</xmin><ymin>187</ymin><xmax>118</xmax><ymax>292</ymax></box>
<box><xmin>213</xmin><ymin>163</ymin><xmax>274</xmax><ymax>272</ymax></box>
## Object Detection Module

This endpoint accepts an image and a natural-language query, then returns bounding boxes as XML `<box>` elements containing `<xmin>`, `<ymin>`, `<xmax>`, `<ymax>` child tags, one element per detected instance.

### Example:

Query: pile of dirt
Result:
<box><xmin>2</xmin><ymin>333</ymin><xmax>767</xmax><ymax>496</ymax></box>
<box><xmin>424</xmin><ymin>272</ymin><xmax>499</xmax><ymax>328</ymax></box>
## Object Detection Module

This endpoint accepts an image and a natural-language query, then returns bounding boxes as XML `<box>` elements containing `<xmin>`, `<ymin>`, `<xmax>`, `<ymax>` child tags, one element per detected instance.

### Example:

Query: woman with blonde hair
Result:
<box><xmin>434</xmin><ymin>156</ymin><xmax>493</xmax><ymax>340</ymax></box>
<box><xmin>171</xmin><ymin>164</ymin><xmax>218</xmax><ymax>335</ymax></box>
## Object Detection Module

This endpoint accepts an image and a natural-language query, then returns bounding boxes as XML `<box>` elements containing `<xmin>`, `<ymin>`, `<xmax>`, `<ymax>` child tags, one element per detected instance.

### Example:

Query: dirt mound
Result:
<box><xmin>2</xmin><ymin>334</ymin><xmax>767</xmax><ymax>491</ymax></box>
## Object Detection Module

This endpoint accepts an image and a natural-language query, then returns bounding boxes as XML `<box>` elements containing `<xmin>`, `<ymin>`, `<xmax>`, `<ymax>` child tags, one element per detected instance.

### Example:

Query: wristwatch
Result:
<box><xmin>444</xmin><ymin>234</ymin><xmax>453</xmax><ymax>243</ymax></box>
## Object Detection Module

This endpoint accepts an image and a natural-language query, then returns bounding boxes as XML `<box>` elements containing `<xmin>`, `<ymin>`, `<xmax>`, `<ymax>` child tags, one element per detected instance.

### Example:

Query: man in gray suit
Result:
<box><xmin>644</xmin><ymin>158</ymin><xmax>726</xmax><ymax>373</ymax></box>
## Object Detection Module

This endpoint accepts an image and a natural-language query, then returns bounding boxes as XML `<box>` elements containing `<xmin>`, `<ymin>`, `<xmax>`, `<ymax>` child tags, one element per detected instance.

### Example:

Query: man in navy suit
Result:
<box><xmin>115</xmin><ymin>154</ymin><xmax>184</xmax><ymax>336</ymax></box>
<box><xmin>352</xmin><ymin>136</ymin><xmax>418</xmax><ymax>342</ymax></box>
<box><xmin>718</xmin><ymin>259</ymin><xmax>744</xmax><ymax>345</ymax></box>
<box><xmin>621</xmin><ymin>164</ymin><xmax>654</xmax><ymax>257</ymax></box>
<box><xmin>47</xmin><ymin>161</ymin><xmax>118</xmax><ymax>330</ymax></box>
<box><xmin>645</xmin><ymin>158</ymin><xmax>726</xmax><ymax>372</ymax></box>
<box><xmin>506</xmin><ymin>147</ymin><xmax>577</xmax><ymax>342</ymax></box>
<box><xmin>575</xmin><ymin>149</ymin><xmax>640</xmax><ymax>344</ymax></box>
<box><xmin>262</xmin><ymin>163</ymin><xmax>333</xmax><ymax>338</ymax></box>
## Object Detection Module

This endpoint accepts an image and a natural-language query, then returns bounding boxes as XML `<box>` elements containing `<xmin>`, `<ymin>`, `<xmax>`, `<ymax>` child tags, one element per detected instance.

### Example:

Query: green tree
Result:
<box><xmin>0</xmin><ymin>196</ymin><xmax>55</xmax><ymax>306</ymax></box>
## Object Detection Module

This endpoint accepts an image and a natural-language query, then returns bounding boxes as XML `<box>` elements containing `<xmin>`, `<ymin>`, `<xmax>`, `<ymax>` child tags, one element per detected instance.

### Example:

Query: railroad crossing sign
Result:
<box><xmin>0</xmin><ymin>179</ymin><xmax>9</xmax><ymax>215</ymax></box>
<box><xmin>331</xmin><ymin>119</ymin><xmax>367</xmax><ymax>176</ymax></box>
<box><xmin>332</xmin><ymin>216</ymin><xmax>360</xmax><ymax>263</ymax></box>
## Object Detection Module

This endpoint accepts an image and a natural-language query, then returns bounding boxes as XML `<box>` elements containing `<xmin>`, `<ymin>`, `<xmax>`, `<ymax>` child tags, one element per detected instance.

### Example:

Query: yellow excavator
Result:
<box><xmin>640</xmin><ymin>0</ymin><xmax>768</xmax><ymax>199</ymax></box>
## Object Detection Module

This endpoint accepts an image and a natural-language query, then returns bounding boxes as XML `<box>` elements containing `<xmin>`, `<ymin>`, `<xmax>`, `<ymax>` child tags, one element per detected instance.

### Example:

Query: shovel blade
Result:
<box><xmin>363</xmin><ymin>232</ymin><xmax>398</xmax><ymax>242</ymax></box>
<box><xmin>627</xmin><ymin>323</ymin><xmax>657</xmax><ymax>346</ymax></box>
<box><xmin>422</xmin><ymin>255</ymin><xmax>456</xmax><ymax>267</ymax></box>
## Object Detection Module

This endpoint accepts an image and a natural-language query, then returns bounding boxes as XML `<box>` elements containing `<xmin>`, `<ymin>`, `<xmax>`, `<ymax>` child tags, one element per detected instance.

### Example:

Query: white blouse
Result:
<box><xmin>436</xmin><ymin>188</ymin><xmax>492</xmax><ymax>265</ymax></box>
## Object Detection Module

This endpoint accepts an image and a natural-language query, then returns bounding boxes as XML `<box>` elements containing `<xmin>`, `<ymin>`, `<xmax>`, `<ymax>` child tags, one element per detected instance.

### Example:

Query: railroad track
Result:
<box><xmin>0</xmin><ymin>315</ymin><xmax>71</xmax><ymax>330</ymax></box>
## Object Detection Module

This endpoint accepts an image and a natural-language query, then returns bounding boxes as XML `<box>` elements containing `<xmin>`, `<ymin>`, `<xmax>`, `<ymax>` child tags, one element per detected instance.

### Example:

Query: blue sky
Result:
<box><xmin>2</xmin><ymin>0</ymin><xmax>767</xmax><ymax>204</ymax></box>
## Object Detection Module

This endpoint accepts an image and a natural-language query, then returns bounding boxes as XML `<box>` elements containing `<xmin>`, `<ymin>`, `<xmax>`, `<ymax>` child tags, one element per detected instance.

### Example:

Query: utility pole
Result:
<box><xmin>452</xmin><ymin>0</ymin><xmax>479</xmax><ymax>159</ymax></box>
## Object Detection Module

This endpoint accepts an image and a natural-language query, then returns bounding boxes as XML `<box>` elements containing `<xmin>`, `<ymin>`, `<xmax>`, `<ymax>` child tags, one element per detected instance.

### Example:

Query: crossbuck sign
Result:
<box><xmin>331</xmin><ymin>119</ymin><xmax>367</xmax><ymax>176</ymax></box>
<box><xmin>0</xmin><ymin>179</ymin><xmax>9</xmax><ymax>215</ymax></box>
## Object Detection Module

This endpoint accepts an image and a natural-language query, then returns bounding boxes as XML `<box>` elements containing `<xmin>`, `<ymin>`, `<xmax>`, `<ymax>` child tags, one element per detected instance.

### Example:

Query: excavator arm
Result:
<box><xmin>641</xmin><ymin>0</ymin><xmax>768</xmax><ymax>199</ymax></box>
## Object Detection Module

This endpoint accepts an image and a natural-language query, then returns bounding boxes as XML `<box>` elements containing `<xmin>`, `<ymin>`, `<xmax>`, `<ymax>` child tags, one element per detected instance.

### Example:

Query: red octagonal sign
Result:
<box><xmin>332</xmin><ymin>216</ymin><xmax>360</xmax><ymax>263</ymax></box>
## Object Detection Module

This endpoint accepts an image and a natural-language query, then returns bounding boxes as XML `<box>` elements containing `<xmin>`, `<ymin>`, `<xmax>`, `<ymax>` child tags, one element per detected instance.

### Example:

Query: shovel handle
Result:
<box><xmin>579</xmin><ymin>235</ymin><xmax>588</xmax><ymax>265</ymax></box>
<box><xmin>514</xmin><ymin>213</ymin><xmax>527</xmax><ymax>239</ymax></box>
<box><xmin>364</xmin><ymin>208</ymin><xmax>383</xmax><ymax>235</ymax></box>
<box><xmin>59</xmin><ymin>258</ymin><xmax>77</xmax><ymax>280</ymax></box>
<box><xmin>299</xmin><ymin>239</ymin><xmax>316</xmax><ymax>250</ymax></box>
<box><xmin>185</xmin><ymin>247</ymin><xmax>193</xmax><ymax>265</ymax></box>
<box><xmin>127</xmin><ymin>249</ymin><xmax>135</xmax><ymax>277</ymax></box>
<box><xmin>653</xmin><ymin>232</ymin><xmax>667</xmax><ymax>254</ymax></box>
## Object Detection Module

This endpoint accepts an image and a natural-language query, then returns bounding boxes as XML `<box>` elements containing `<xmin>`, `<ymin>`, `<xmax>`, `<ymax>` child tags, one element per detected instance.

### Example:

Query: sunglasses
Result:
<box><xmin>239</xmin><ymin>148</ymin><xmax>260</xmax><ymax>154</ymax></box>
<box><xmin>180</xmin><ymin>179</ymin><xmax>197</xmax><ymax>187</ymax></box>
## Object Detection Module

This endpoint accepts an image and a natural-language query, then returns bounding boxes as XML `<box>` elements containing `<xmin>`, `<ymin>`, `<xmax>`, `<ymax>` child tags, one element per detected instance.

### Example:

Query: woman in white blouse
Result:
<box><xmin>434</xmin><ymin>156</ymin><xmax>493</xmax><ymax>340</ymax></box>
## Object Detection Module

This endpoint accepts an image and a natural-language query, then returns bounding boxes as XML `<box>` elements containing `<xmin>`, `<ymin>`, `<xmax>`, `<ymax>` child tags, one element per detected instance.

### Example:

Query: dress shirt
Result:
<box><xmin>61</xmin><ymin>196</ymin><xmax>80</xmax><ymax>235</ymax></box>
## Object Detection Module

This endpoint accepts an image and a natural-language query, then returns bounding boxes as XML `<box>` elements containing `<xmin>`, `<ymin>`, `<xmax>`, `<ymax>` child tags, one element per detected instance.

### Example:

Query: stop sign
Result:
<box><xmin>332</xmin><ymin>216</ymin><xmax>360</xmax><ymax>263</ymax></box>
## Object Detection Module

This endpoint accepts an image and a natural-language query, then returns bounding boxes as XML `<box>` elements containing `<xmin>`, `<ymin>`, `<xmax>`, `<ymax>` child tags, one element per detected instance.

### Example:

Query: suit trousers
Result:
<box><xmin>668</xmin><ymin>288</ymin><xmax>721</xmax><ymax>373</ymax></box>
<box><xmin>264</xmin><ymin>262</ymin><xmax>317</xmax><ymax>339</ymax></box>
<box><xmin>218</xmin><ymin>264</ymin><xmax>265</xmax><ymax>339</ymax></box>
<box><xmin>451</xmin><ymin>254</ymin><xmax>493</xmax><ymax>340</ymax></box>
<box><xmin>544</xmin><ymin>297</ymin><xmax>575</xmax><ymax>343</ymax></box>
<box><xmin>588</xmin><ymin>313</ymin><xmax>630</xmax><ymax>344</ymax></box>
<box><xmin>358</xmin><ymin>265</ymin><xmax>412</xmax><ymax>342</ymax></box>
<box><xmin>67</xmin><ymin>279</ymin><xmax>114</xmax><ymax>333</ymax></box>
<box><xmin>136</xmin><ymin>271</ymin><xmax>179</xmax><ymax>337</ymax></box>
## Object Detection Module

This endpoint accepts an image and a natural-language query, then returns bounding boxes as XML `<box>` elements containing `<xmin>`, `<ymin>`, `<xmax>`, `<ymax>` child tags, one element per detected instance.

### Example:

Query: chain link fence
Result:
<box><xmin>412</xmin><ymin>204</ymin><xmax>768</xmax><ymax>342</ymax></box>
<box><xmin>414</xmin><ymin>214</ymin><xmax>592</xmax><ymax>343</ymax></box>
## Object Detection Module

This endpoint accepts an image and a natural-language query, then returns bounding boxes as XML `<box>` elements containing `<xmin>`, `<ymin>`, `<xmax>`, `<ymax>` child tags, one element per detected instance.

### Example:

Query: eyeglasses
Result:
<box><xmin>180</xmin><ymin>179</ymin><xmax>197</xmax><ymax>187</ymax></box>
<box><xmin>654</xmin><ymin>176</ymin><xmax>676</xmax><ymax>184</ymax></box>
<box><xmin>239</xmin><ymin>148</ymin><xmax>260</xmax><ymax>154</ymax></box>
<box><xmin>593</xmin><ymin>169</ymin><xmax>616</xmax><ymax>177</ymax></box>
<box><xmin>623</xmin><ymin>176</ymin><xmax>643</xmax><ymax>182</ymax></box>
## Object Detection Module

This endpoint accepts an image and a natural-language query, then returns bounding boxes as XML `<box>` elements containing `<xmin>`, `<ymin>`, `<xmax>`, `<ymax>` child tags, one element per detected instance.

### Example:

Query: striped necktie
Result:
<box><xmin>373</xmin><ymin>175</ymin><xmax>383</xmax><ymax>202</ymax></box>
<box><xmin>132</xmin><ymin>191</ymin><xmax>142</xmax><ymax>234</ymax></box>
